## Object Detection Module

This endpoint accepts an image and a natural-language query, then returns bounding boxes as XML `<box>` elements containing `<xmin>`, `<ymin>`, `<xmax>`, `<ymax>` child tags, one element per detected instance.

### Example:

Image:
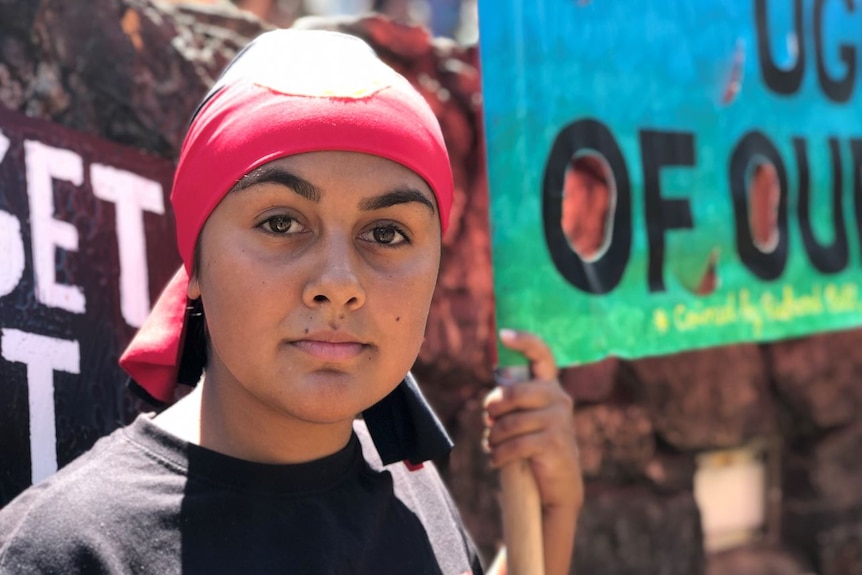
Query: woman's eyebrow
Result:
<box><xmin>231</xmin><ymin>167</ymin><xmax>321</xmax><ymax>202</ymax></box>
<box><xmin>358</xmin><ymin>187</ymin><xmax>436</xmax><ymax>214</ymax></box>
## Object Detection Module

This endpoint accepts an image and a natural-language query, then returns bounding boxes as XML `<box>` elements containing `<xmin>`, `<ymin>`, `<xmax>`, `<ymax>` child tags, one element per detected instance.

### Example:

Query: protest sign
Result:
<box><xmin>0</xmin><ymin>108</ymin><xmax>177</xmax><ymax>503</ymax></box>
<box><xmin>479</xmin><ymin>0</ymin><xmax>862</xmax><ymax>366</ymax></box>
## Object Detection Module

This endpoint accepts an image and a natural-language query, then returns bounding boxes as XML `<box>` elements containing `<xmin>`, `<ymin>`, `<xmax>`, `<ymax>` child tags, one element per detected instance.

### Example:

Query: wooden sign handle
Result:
<box><xmin>497</xmin><ymin>366</ymin><xmax>545</xmax><ymax>575</ymax></box>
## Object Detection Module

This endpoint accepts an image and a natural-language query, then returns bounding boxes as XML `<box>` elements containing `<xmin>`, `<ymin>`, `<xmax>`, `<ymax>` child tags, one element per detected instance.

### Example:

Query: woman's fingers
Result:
<box><xmin>488</xmin><ymin>425</ymin><xmax>576</xmax><ymax>470</ymax></box>
<box><xmin>498</xmin><ymin>329</ymin><xmax>558</xmax><ymax>382</ymax></box>
<box><xmin>486</xmin><ymin>417</ymin><xmax>582</xmax><ymax>511</ymax></box>
<box><xmin>489</xmin><ymin>329</ymin><xmax>583</xmax><ymax>512</ymax></box>
<box><xmin>486</xmin><ymin>398</ymin><xmax>576</xmax><ymax>461</ymax></box>
<box><xmin>486</xmin><ymin>406</ymin><xmax>554</xmax><ymax>450</ymax></box>
<box><xmin>483</xmin><ymin>378</ymin><xmax>566</xmax><ymax>419</ymax></box>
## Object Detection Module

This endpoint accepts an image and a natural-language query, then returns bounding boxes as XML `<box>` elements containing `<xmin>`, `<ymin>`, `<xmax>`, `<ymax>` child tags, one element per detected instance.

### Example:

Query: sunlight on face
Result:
<box><xmin>188</xmin><ymin>151</ymin><xmax>442</xmax><ymax>429</ymax></box>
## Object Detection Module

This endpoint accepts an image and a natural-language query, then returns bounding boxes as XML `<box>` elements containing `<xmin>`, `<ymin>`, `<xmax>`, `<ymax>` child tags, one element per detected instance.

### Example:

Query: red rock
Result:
<box><xmin>573</xmin><ymin>485</ymin><xmax>705</xmax><ymax>574</ymax></box>
<box><xmin>644</xmin><ymin>451</ymin><xmax>697</xmax><ymax>494</ymax></box>
<box><xmin>559</xmin><ymin>357</ymin><xmax>618</xmax><ymax>403</ymax></box>
<box><xmin>819</xmin><ymin>522</ymin><xmax>862</xmax><ymax>575</ymax></box>
<box><xmin>575</xmin><ymin>403</ymin><xmax>654</xmax><ymax>481</ymax></box>
<box><xmin>767</xmin><ymin>330</ymin><xmax>862</xmax><ymax>432</ymax></box>
<box><xmin>706</xmin><ymin>545</ymin><xmax>811</xmax><ymax>575</ymax></box>
<box><xmin>784</xmin><ymin>420</ymin><xmax>862</xmax><ymax>512</ymax></box>
<box><xmin>628</xmin><ymin>344</ymin><xmax>775</xmax><ymax>450</ymax></box>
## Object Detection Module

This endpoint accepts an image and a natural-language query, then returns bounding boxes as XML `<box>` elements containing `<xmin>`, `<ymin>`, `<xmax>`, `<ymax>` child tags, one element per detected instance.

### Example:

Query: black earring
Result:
<box><xmin>177</xmin><ymin>298</ymin><xmax>207</xmax><ymax>386</ymax></box>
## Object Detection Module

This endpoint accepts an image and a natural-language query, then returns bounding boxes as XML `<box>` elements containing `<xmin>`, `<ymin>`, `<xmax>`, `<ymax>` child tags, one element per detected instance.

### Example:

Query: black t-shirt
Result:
<box><xmin>0</xmin><ymin>415</ymin><xmax>483</xmax><ymax>574</ymax></box>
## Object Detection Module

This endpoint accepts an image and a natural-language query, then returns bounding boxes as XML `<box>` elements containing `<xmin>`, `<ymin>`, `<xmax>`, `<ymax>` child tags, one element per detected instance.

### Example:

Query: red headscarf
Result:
<box><xmin>120</xmin><ymin>29</ymin><xmax>454</xmax><ymax>465</ymax></box>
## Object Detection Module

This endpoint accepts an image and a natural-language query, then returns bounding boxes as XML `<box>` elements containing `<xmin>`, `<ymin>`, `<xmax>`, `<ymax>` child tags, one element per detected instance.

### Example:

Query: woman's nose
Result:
<box><xmin>301</xmin><ymin>236</ymin><xmax>366</xmax><ymax>311</ymax></box>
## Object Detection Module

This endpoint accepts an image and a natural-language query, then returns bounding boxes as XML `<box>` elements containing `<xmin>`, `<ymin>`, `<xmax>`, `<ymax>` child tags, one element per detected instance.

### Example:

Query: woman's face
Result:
<box><xmin>188</xmin><ymin>151</ymin><xmax>442</xmax><ymax>428</ymax></box>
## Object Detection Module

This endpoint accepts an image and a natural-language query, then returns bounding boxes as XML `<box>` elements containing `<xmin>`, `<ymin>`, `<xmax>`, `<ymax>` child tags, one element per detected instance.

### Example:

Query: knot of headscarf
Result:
<box><xmin>120</xmin><ymin>29</ymin><xmax>454</xmax><ymax>466</ymax></box>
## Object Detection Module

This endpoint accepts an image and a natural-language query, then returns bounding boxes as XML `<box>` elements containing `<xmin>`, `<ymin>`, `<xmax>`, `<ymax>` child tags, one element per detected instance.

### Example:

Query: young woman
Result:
<box><xmin>0</xmin><ymin>29</ymin><xmax>581</xmax><ymax>574</ymax></box>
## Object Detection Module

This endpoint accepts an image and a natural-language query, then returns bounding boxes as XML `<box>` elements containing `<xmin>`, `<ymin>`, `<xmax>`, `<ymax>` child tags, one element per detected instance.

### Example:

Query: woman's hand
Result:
<box><xmin>484</xmin><ymin>329</ymin><xmax>583</xmax><ymax>575</ymax></box>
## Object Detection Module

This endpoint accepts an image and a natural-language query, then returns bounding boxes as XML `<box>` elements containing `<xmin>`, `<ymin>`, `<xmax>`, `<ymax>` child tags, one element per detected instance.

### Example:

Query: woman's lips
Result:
<box><xmin>291</xmin><ymin>340</ymin><xmax>366</xmax><ymax>361</ymax></box>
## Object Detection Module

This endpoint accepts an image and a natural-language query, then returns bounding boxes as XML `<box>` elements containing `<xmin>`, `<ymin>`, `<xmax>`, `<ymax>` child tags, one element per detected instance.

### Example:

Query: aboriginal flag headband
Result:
<box><xmin>119</xmin><ymin>29</ymin><xmax>454</xmax><ymax>465</ymax></box>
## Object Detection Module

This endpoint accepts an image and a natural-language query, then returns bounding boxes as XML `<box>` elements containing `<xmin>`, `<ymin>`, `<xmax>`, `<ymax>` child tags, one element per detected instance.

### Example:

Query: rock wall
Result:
<box><xmin>0</xmin><ymin>0</ymin><xmax>266</xmax><ymax>153</ymax></box>
<box><xmin>2</xmin><ymin>2</ymin><xmax>862</xmax><ymax>573</ymax></box>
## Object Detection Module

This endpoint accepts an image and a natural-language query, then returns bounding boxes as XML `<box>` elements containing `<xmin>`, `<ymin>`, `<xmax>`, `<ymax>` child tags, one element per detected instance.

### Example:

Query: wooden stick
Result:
<box><xmin>500</xmin><ymin>458</ymin><xmax>544</xmax><ymax>575</ymax></box>
<box><xmin>497</xmin><ymin>366</ymin><xmax>545</xmax><ymax>575</ymax></box>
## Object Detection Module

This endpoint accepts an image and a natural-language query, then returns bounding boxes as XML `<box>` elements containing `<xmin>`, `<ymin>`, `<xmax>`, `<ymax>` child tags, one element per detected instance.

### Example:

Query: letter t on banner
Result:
<box><xmin>1</xmin><ymin>329</ymin><xmax>80</xmax><ymax>485</ymax></box>
<box><xmin>90</xmin><ymin>164</ymin><xmax>165</xmax><ymax>328</ymax></box>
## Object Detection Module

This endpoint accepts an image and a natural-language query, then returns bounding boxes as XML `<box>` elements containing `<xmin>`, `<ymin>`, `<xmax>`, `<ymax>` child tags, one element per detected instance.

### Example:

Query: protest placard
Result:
<box><xmin>0</xmin><ymin>108</ymin><xmax>177</xmax><ymax>500</ymax></box>
<box><xmin>479</xmin><ymin>0</ymin><xmax>862</xmax><ymax>366</ymax></box>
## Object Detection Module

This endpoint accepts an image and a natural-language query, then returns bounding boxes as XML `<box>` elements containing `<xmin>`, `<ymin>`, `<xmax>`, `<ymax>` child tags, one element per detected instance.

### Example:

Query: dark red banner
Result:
<box><xmin>0</xmin><ymin>108</ymin><xmax>179</xmax><ymax>505</ymax></box>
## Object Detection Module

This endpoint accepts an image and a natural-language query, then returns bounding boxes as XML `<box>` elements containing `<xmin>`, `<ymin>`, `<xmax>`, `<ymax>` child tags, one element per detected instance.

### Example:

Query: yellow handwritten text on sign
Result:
<box><xmin>653</xmin><ymin>283</ymin><xmax>862</xmax><ymax>339</ymax></box>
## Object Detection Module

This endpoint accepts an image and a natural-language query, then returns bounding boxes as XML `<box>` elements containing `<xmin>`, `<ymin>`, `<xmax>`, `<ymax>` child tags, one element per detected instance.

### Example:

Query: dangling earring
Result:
<box><xmin>188</xmin><ymin>298</ymin><xmax>204</xmax><ymax>317</ymax></box>
<box><xmin>177</xmin><ymin>298</ymin><xmax>207</xmax><ymax>386</ymax></box>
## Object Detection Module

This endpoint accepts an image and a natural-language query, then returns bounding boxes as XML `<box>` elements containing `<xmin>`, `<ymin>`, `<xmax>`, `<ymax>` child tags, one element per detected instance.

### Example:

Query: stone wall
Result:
<box><xmin>2</xmin><ymin>2</ymin><xmax>861</xmax><ymax>572</ymax></box>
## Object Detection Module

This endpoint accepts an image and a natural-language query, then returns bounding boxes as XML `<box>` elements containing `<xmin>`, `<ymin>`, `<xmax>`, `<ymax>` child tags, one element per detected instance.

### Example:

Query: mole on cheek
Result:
<box><xmin>395</xmin><ymin>317</ymin><xmax>400</xmax><ymax>322</ymax></box>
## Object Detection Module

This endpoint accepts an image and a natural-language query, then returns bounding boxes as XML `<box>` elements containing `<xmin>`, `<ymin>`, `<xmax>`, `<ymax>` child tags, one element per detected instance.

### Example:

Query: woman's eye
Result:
<box><xmin>261</xmin><ymin>215</ymin><xmax>298</xmax><ymax>234</ymax></box>
<box><xmin>374</xmin><ymin>227</ymin><xmax>396</xmax><ymax>244</ymax></box>
<box><xmin>362</xmin><ymin>225</ymin><xmax>408</xmax><ymax>246</ymax></box>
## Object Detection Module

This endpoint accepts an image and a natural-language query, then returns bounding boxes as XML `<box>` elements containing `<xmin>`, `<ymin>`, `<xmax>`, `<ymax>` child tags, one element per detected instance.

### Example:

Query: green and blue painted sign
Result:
<box><xmin>479</xmin><ymin>1</ymin><xmax>862</xmax><ymax>366</ymax></box>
